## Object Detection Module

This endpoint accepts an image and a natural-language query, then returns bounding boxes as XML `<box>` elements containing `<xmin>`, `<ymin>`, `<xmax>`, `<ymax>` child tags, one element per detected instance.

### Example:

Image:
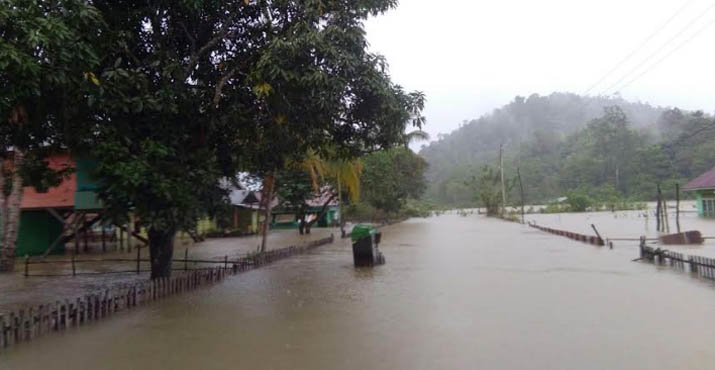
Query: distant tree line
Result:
<box><xmin>421</xmin><ymin>93</ymin><xmax>714</xmax><ymax>207</ymax></box>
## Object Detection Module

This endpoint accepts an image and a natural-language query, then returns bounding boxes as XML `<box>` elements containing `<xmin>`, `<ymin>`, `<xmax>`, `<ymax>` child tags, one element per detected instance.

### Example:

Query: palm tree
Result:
<box><xmin>287</xmin><ymin>150</ymin><xmax>363</xmax><ymax>235</ymax></box>
<box><xmin>402</xmin><ymin>91</ymin><xmax>428</xmax><ymax>148</ymax></box>
<box><xmin>404</xmin><ymin>129</ymin><xmax>430</xmax><ymax>148</ymax></box>
<box><xmin>325</xmin><ymin>159</ymin><xmax>363</xmax><ymax>237</ymax></box>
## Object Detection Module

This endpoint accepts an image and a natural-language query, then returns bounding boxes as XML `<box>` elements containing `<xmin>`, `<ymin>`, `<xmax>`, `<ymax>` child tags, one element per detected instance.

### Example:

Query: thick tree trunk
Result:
<box><xmin>0</xmin><ymin>149</ymin><xmax>25</xmax><ymax>272</ymax></box>
<box><xmin>304</xmin><ymin>218</ymin><xmax>311</xmax><ymax>234</ymax></box>
<box><xmin>298</xmin><ymin>216</ymin><xmax>306</xmax><ymax>235</ymax></box>
<box><xmin>148</xmin><ymin>227</ymin><xmax>176</xmax><ymax>279</ymax></box>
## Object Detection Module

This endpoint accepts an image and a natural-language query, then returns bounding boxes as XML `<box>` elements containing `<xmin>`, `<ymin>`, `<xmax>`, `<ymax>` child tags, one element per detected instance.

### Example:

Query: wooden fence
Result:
<box><xmin>24</xmin><ymin>247</ymin><xmax>265</xmax><ymax>277</ymax></box>
<box><xmin>528</xmin><ymin>222</ymin><xmax>604</xmax><ymax>246</ymax></box>
<box><xmin>0</xmin><ymin>235</ymin><xmax>334</xmax><ymax>351</ymax></box>
<box><xmin>638</xmin><ymin>236</ymin><xmax>715</xmax><ymax>279</ymax></box>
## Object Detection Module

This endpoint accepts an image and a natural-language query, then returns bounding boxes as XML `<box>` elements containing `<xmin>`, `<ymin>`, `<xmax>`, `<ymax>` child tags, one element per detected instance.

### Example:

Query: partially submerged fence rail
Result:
<box><xmin>24</xmin><ymin>248</ymin><xmax>265</xmax><ymax>277</ymax></box>
<box><xmin>528</xmin><ymin>222</ymin><xmax>604</xmax><ymax>246</ymax></box>
<box><xmin>0</xmin><ymin>235</ymin><xmax>334</xmax><ymax>351</ymax></box>
<box><xmin>638</xmin><ymin>236</ymin><xmax>715</xmax><ymax>280</ymax></box>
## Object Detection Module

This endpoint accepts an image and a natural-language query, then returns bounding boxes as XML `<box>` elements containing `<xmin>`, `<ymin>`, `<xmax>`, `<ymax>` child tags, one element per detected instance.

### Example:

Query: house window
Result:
<box><xmin>704</xmin><ymin>199</ymin><xmax>715</xmax><ymax>217</ymax></box>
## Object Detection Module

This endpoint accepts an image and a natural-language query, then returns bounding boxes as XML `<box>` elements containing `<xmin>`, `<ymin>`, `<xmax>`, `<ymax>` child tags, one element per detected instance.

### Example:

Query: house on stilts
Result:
<box><xmin>14</xmin><ymin>153</ymin><xmax>144</xmax><ymax>256</ymax></box>
<box><xmin>683</xmin><ymin>165</ymin><xmax>715</xmax><ymax>217</ymax></box>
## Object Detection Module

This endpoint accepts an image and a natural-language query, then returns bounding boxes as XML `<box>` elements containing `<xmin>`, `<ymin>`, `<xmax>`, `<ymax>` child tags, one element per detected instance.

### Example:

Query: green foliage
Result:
<box><xmin>402</xmin><ymin>199</ymin><xmax>433</xmax><ymax>218</ymax></box>
<box><xmin>20</xmin><ymin>0</ymin><xmax>426</xmax><ymax>277</ymax></box>
<box><xmin>344</xmin><ymin>202</ymin><xmax>383</xmax><ymax>223</ymax></box>
<box><xmin>84</xmin><ymin>0</ymin><xmax>420</xmax><ymax>230</ymax></box>
<box><xmin>471</xmin><ymin>165</ymin><xmax>503</xmax><ymax>216</ymax></box>
<box><xmin>344</xmin><ymin>198</ymin><xmax>433</xmax><ymax>222</ymax></box>
<box><xmin>275</xmin><ymin>168</ymin><xmax>329</xmax><ymax>230</ymax></box>
<box><xmin>540</xmin><ymin>185</ymin><xmax>647</xmax><ymax>214</ymax></box>
<box><xmin>361</xmin><ymin>148</ymin><xmax>427</xmax><ymax>215</ymax></box>
<box><xmin>0</xmin><ymin>0</ymin><xmax>101</xmax><ymax>131</ymax></box>
<box><xmin>0</xmin><ymin>0</ymin><xmax>101</xmax><ymax>188</ymax></box>
<box><xmin>422</xmin><ymin>94</ymin><xmax>715</xmax><ymax>206</ymax></box>
<box><xmin>564</xmin><ymin>190</ymin><xmax>591</xmax><ymax>212</ymax></box>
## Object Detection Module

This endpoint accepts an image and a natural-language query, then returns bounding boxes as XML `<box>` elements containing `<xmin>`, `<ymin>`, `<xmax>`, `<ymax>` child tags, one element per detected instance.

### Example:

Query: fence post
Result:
<box><xmin>9</xmin><ymin>312</ymin><xmax>16</xmax><ymax>346</ymax></box>
<box><xmin>136</xmin><ymin>246</ymin><xmax>140</xmax><ymax>274</ymax></box>
<box><xmin>185</xmin><ymin>249</ymin><xmax>188</xmax><ymax>272</ymax></box>
<box><xmin>224</xmin><ymin>255</ymin><xmax>228</xmax><ymax>270</ymax></box>
<box><xmin>74</xmin><ymin>298</ymin><xmax>81</xmax><ymax>326</ymax></box>
<box><xmin>17</xmin><ymin>309</ymin><xmax>25</xmax><ymax>342</ymax></box>
<box><xmin>0</xmin><ymin>314</ymin><xmax>5</xmax><ymax>348</ymax></box>
<box><xmin>71</xmin><ymin>255</ymin><xmax>76</xmax><ymax>276</ymax></box>
<box><xmin>27</xmin><ymin>307</ymin><xmax>35</xmax><ymax>339</ymax></box>
<box><xmin>639</xmin><ymin>236</ymin><xmax>645</xmax><ymax>259</ymax></box>
<box><xmin>101</xmin><ymin>224</ymin><xmax>106</xmax><ymax>253</ymax></box>
<box><xmin>24</xmin><ymin>256</ymin><xmax>29</xmax><ymax>277</ymax></box>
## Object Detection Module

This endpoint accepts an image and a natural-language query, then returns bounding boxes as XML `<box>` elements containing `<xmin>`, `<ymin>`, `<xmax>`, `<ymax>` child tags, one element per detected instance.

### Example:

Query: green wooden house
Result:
<box><xmin>683</xmin><ymin>166</ymin><xmax>715</xmax><ymax>217</ymax></box>
<box><xmin>270</xmin><ymin>190</ymin><xmax>339</xmax><ymax>230</ymax></box>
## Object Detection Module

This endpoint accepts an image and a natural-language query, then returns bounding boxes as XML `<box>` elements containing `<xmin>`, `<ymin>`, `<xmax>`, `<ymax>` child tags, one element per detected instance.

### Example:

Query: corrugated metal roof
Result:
<box><xmin>229</xmin><ymin>189</ymin><xmax>250</xmax><ymax>205</ymax></box>
<box><xmin>683</xmin><ymin>165</ymin><xmax>715</xmax><ymax>190</ymax></box>
<box><xmin>305</xmin><ymin>188</ymin><xmax>338</xmax><ymax>207</ymax></box>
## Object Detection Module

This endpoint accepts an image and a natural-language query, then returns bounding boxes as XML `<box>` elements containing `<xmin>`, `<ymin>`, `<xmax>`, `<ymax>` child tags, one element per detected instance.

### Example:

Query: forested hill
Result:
<box><xmin>419</xmin><ymin>92</ymin><xmax>715</xmax><ymax>206</ymax></box>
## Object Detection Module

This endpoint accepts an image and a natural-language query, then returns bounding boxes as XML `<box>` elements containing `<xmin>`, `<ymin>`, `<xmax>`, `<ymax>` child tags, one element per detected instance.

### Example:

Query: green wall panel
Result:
<box><xmin>15</xmin><ymin>211</ymin><xmax>64</xmax><ymax>256</ymax></box>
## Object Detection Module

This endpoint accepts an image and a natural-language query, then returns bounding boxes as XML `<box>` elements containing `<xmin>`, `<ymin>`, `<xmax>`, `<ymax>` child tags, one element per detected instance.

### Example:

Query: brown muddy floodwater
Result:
<box><xmin>2</xmin><ymin>212</ymin><xmax>715</xmax><ymax>369</ymax></box>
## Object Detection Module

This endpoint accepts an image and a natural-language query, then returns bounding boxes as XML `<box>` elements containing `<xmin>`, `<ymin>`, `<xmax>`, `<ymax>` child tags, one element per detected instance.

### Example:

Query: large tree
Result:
<box><xmin>361</xmin><ymin>148</ymin><xmax>427</xmax><ymax>219</ymax></box>
<box><xmin>0</xmin><ymin>0</ymin><xmax>101</xmax><ymax>271</ymax></box>
<box><xmin>84</xmin><ymin>1</ymin><xmax>421</xmax><ymax>278</ymax></box>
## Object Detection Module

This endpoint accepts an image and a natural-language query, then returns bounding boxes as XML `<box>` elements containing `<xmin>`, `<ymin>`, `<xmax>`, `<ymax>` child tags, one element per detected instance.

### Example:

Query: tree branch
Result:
<box><xmin>213</xmin><ymin>65</ymin><xmax>240</xmax><ymax>108</ymax></box>
<box><xmin>177</xmin><ymin>21</ymin><xmax>196</xmax><ymax>54</ymax></box>
<box><xmin>306</xmin><ymin>192</ymin><xmax>337</xmax><ymax>228</ymax></box>
<box><xmin>184</xmin><ymin>21</ymin><xmax>233</xmax><ymax>78</ymax></box>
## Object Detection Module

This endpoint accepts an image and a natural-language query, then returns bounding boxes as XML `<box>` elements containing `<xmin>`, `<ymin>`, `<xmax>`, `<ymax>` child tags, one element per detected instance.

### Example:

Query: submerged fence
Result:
<box><xmin>638</xmin><ymin>236</ymin><xmax>715</xmax><ymax>280</ymax></box>
<box><xmin>0</xmin><ymin>235</ymin><xmax>334</xmax><ymax>351</ymax></box>
<box><xmin>24</xmin><ymin>248</ymin><xmax>268</xmax><ymax>277</ymax></box>
<box><xmin>528</xmin><ymin>222</ymin><xmax>605</xmax><ymax>246</ymax></box>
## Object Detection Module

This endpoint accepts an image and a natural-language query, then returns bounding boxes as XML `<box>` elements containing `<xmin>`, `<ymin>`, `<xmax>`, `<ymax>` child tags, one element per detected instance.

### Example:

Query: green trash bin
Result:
<box><xmin>350</xmin><ymin>224</ymin><xmax>385</xmax><ymax>267</ymax></box>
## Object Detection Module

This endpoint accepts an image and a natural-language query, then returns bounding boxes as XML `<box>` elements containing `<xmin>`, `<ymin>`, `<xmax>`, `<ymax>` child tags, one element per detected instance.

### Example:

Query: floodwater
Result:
<box><xmin>527</xmin><ymin>201</ymin><xmax>715</xmax><ymax>254</ymax></box>
<box><xmin>3</xmin><ymin>212</ymin><xmax>715</xmax><ymax>369</ymax></box>
<box><xmin>0</xmin><ymin>228</ymin><xmax>334</xmax><ymax>312</ymax></box>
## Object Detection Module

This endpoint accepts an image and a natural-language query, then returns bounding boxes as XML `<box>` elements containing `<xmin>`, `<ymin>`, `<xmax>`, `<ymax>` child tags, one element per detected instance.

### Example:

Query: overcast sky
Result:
<box><xmin>365</xmin><ymin>0</ymin><xmax>715</xmax><ymax>146</ymax></box>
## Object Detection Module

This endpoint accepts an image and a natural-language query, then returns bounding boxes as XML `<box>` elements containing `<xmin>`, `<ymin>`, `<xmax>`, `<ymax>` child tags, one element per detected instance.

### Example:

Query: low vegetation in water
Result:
<box><xmin>344</xmin><ymin>199</ymin><xmax>435</xmax><ymax>223</ymax></box>
<box><xmin>538</xmin><ymin>187</ymin><xmax>647</xmax><ymax>213</ymax></box>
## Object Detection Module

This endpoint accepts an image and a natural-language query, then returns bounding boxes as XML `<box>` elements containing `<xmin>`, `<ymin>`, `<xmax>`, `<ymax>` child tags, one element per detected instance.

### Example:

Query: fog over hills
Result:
<box><xmin>419</xmin><ymin>92</ymin><xmax>713</xmax><ymax>205</ymax></box>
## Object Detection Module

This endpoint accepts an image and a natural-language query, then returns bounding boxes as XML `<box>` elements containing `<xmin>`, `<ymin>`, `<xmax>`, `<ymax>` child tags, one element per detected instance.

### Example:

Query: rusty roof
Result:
<box><xmin>683</xmin><ymin>166</ymin><xmax>715</xmax><ymax>191</ymax></box>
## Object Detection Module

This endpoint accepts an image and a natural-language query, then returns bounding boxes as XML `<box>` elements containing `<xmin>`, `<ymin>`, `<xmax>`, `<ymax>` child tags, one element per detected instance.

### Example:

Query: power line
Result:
<box><xmin>614</xmin><ymin>16</ymin><xmax>715</xmax><ymax>93</ymax></box>
<box><xmin>582</xmin><ymin>0</ymin><xmax>694</xmax><ymax>96</ymax></box>
<box><xmin>597</xmin><ymin>2</ymin><xmax>715</xmax><ymax>96</ymax></box>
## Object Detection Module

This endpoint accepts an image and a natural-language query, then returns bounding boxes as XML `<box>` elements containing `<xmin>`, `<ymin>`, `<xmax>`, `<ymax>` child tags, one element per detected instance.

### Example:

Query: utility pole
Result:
<box><xmin>499</xmin><ymin>143</ymin><xmax>506</xmax><ymax>217</ymax></box>
<box><xmin>517</xmin><ymin>166</ymin><xmax>525</xmax><ymax>224</ymax></box>
<box><xmin>676</xmin><ymin>183</ymin><xmax>681</xmax><ymax>233</ymax></box>
<box><xmin>656</xmin><ymin>184</ymin><xmax>662</xmax><ymax>232</ymax></box>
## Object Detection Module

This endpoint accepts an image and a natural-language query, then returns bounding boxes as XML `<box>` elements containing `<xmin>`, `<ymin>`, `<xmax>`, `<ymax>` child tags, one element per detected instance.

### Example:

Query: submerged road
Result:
<box><xmin>2</xmin><ymin>213</ymin><xmax>715</xmax><ymax>369</ymax></box>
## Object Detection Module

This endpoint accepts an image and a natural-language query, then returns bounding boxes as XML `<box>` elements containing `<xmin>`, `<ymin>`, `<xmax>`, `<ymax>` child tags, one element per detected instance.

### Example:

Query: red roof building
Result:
<box><xmin>20</xmin><ymin>153</ymin><xmax>76</xmax><ymax>210</ymax></box>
